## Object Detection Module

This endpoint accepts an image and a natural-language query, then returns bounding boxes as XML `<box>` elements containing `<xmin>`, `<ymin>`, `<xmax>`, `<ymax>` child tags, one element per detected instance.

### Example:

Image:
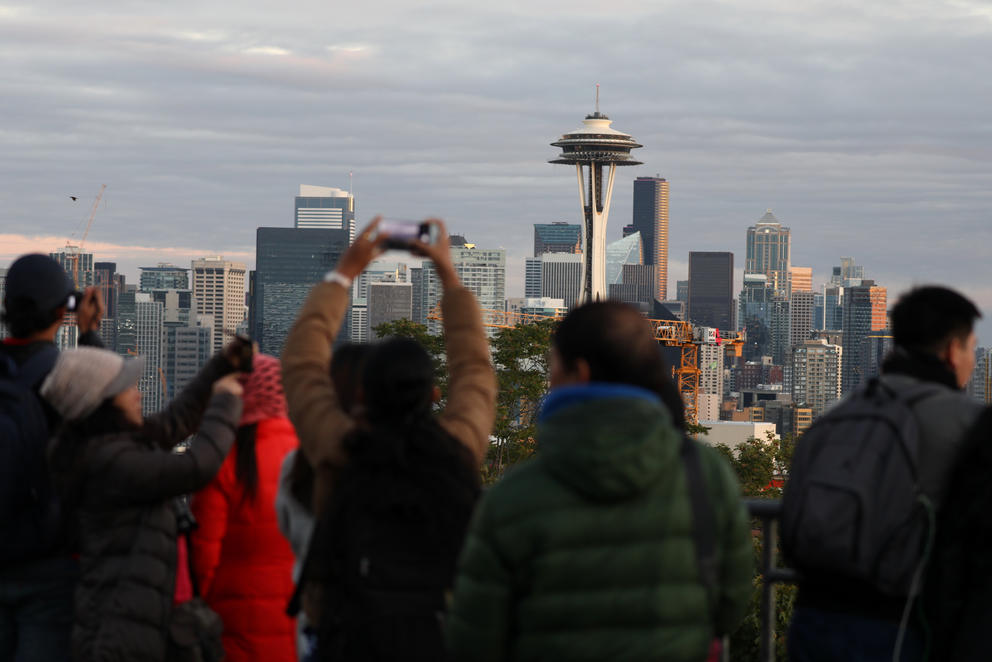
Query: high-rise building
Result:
<box><xmin>411</xmin><ymin>267</ymin><xmax>425</xmax><ymax>326</ymax></box>
<box><xmin>191</xmin><ymin>256</ymin><xmax>247</xmax><ymax>354</ymax></box>
<box><xmin>251</xmin><ymin>228</ymin><xmax>350</xmax><ymax>354</ymax></box>
<box><xmin>50</xmin><ymin>246</ymin><xmax>94</xmax><ymax>289</ymax></box>
<box><xmin>676</xmin><ymin>280</ymin><xmax>689</xmax><ymax>304</ymax></box>
<box><xmin>608</xmin><ymin>263</ymin><xmax>655</xmax><ymax>310</ymax></box>
<box><xmin>149</xmin><ymin>289</ymin><xmax>212</xmax><ymax>400</ymax></box>
<box><xmin>367</xmin><ymin>282</ymin><xmax>413</xmax><ymax>339</ymax></box>
<box><xmin>605</xmin><ymin>232</ymin><xmax>643</xmax><ymax>287</ymax></box>
<box><xmin>134</xmin><ymin>292</ymin><xmax>165</xmax><ymax>414</ymax></box>
<box><xmin>538</xmin><ymin>253</ymin><xmax>583</xmax><ymax>309</ymax></box>
<box><xmin>790</xmin><ymin>339</ymin><xmax>842</xmax><ymax>418</ymax></box>
<box><xmin>821</xmin><ymin>285</ymin><xmax>845</xmax><ymax>331</ymax></box>
<box><xmin>93</xmin><ymin>262</ymin><xmax>120</xmax><ymax>349</ymax></box>
<box><xmin>745</xmin><ymin>211</ymin><xmax>790</xmax><ymax>296</ymax></box>
<box><xmin>294</xmin><ymin>185</ymin><xmax>356</xmax><ymax>240</ymax></box>
<box><xmin>116</xmin><ymin>285</ymin><xmax>138</xmax><ymax>357</ymax></box>
<box><xmin>698</xmin><ymin>343</ymin><xmax>725</xmax><ymax>421</ymax></box>
<box><xmin>790</xmin><ymin>266</ymin><xmax>812</xmax><ymax>293</ymax></box>
<box><xmin>524</xmin><ymin>258</ymin><xmax>543</xmax><ymax>298</ymax></box>
<box><xmin>140</xmin><ymin>264</ymin><xmax>189</xmax><ymax>291</ymax></box>
<box><xmin>769</xmin><ymin>297</ymin><xmax>791</xmax><ymax>366</ymax></box>
<box><xmin>419</xmin><ymin>239</ymin><xmax>505</xmax><ymax>334</ymax></box>
<box><xmin>355</xmin><ymin>262</ymin><xmax>409</xmax><ymax>343</ymax></box>
<box><xmin>631</xmin><ymin>176</ymin><xmax>669</xmax><ymax>301</ymax></box>
<box><xmin>688</xmin><ymin>252</ymin><xmax>734</xmax><ymax>334</ymax></box>
<box><xmin>790</xmin><ymin>290</ymin><xmax>815</xmax><ymax>350</ymax></box>
<box><xmin>831</xmin><ymin>257</ymin><xmax>865</xmax><ymax>286</ymax></box>
<box><xmin>841</xmin><ymin>281</ymin><xmax>888</xmax><ymax>394</ymax></box>
<box><xmin>506</xmin><ymin>297</ymin><xmax>568</xmax><ymax>317</ymax></box>
<box><xmin>967</xmin><ymin>348</ymin><xmax>991</xmax><ymax>404</ymax></box>
<box><xmin>533</xmin><ymin>222</ymin><xmax>581</xmax><ymax>256</ymax></box>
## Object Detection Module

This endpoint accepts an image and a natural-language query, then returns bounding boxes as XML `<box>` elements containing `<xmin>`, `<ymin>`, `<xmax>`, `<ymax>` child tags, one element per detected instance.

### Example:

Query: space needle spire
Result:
<box><xmin>550</xmin><ymin>89</ymin><xmax>642</xmax><ymax>304</ymax></box>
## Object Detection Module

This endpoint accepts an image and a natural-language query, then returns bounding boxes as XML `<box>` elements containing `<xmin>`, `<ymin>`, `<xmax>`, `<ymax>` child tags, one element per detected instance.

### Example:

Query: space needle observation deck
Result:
<box><xmin>550</xmin><ymin>95</ymin><xmax>642</xmax><ymax>304</ymax></box>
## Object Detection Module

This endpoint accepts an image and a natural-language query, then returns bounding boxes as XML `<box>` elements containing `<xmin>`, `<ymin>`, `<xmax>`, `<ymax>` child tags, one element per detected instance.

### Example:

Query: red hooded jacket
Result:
<box><xmin>191</xmin><ymin>354</ymin><xmax>299</xmax><ymax>662</ymax></box>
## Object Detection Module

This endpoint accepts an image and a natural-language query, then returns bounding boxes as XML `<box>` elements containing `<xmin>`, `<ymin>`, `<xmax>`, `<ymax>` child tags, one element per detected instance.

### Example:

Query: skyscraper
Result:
<box><xmin>533</xmin><ymin>223</ymin><xmax>581</xmax><ymax>256</ymax></box>
<box><xmin>688</xmin><ymin>252</ymin><xmax>734</xmax><ymax>334</ymax></box>
<box><xmin>698</xmin><ymin>343</ymin><xmax>724</xmax><ymax>421</ymax></box>
<box><xmin>841</xmin><ymin>281</ymin><xmax>888</xmax><ymax>394</ymax></box>
<box><xmin>538</xmin><ymin>253</ymin><xmax>583</xmax><ymax>309</ymax></box>
<box><xmin>791</xmin><ymin>339</ymin><xmax>842</xmax><ymax>418</ymax></box>
<box><xmin>631</xmin><ymin>176</ymin><xmax>669</xmax><ymax>302</ymax></box>
<box><xmin>745</xmin><ymin>211</ymin><xmax>791</xmax><ymax>296</ymax></box>
<box><xmin>140</xmin><ymin>264</ymin><xmax>189</xmax><ymax>291</ymax></box>
<box><xmin>191</xmin><ymin>256</ymin><xmax>247</xmax><ymax>354</ymax></box>
<box><xmin>134</xmin><ymin>292</ymin><xmax>165</xmax><ymax>414</ymax></box>
<box><xmin>831</xmin><ymin>257</ymin><xmax>865</xmax><ymax>286</ymax></box>
<box><xmin>295</xmin><ymin>185</ymin><xmax>356</xmax><ymax>241</ymax></box>
<box><xmin>790</xmin><ymin>266</ymin><xmax>813</xmax><ymax>293</ymax></box>
<box><xmin>150</xmin><ymin>289</ymin><xmax>212</xmax><ymax>400</ymax></box>
<box><xmin>367</xmin><ymin>282</ymin><xmax>413</xmax><ymax>339</ymax></box>
<box><xmin>790</xmin><ymin>290</ymin><xmax>815</xmax><ymax>350</ymax></box>
<box><xmin>252</xmin><ymin>228</ymin><xmax>350</xmax><ymax>353</ymax></box>
<box><xmin>50</xmin><ymin>246</ymin><xmax>94</xmax><ymax>289</ymax></box>
<box><xmin>418</xmin><ymin>238</ymin><xmax>505</xmax><ymax>334</ymax></box>
<box><xmin>352</xmin><ymin>261</ymin><xmax>408</xmax><ymax>343</ymax></box>
<box><xmin>94</xmin><ymin>262</ymin><xmax>120</xmax><ymax>349</ymax></box>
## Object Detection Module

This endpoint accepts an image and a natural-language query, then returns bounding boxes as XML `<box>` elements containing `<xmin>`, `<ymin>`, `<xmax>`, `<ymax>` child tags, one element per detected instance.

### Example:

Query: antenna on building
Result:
<box><xmin>595</xmin><ymin>83</ymin><xmax>600</xmax><ymax>114</ymax></box>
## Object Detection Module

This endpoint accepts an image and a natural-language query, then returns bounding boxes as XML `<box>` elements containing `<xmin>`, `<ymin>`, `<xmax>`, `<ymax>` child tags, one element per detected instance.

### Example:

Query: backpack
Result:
<box><xmin>781</xmin><ymin>377</ymin><xmax>942</xmax><ymax>597</ymax></box>
<box><xmin>0</xmin><ymin>344</ymin><xmax>62</xmax><ymax>564</ymax></box>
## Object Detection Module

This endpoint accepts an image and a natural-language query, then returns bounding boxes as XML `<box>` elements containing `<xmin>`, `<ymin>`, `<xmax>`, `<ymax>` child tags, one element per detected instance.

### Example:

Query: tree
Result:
<box><xmin>486</xmin><ymin>318</ymin><xmax>557</xmax><ymax>483</ymax></box>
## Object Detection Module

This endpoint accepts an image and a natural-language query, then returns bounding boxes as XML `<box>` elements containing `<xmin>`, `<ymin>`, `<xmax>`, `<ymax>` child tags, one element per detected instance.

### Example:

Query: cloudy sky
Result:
<box><xmin>2</xmin><ymin>0</ymin><xmax>990</xmax><ymax>343</ymax></box>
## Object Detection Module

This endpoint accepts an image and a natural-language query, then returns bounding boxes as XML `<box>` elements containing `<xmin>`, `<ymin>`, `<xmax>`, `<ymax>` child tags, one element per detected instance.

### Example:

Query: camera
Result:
<box><xmin>65</xmin><ymin>290</ymin><xmax>84</xmax><ymax>312</ymax></box>
<box><xmin>378</xmin><ymin>220</ymin><xmax>437</xmax><ymax>251</ymax></box>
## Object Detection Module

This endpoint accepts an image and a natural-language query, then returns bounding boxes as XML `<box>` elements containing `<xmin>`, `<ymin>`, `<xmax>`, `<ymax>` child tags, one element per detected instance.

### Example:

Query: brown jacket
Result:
<box><xmin>281</xmin><ymin>281</ymin><xmax>496</xmax><ymax>515</ymax></box>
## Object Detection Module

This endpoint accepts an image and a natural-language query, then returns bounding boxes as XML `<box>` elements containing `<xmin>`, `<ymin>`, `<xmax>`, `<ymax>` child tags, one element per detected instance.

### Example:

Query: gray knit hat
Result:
<box><xmin>40</xmin><ymin>347</ymin><xmax>145</xmax><ymax>421</ymax></box>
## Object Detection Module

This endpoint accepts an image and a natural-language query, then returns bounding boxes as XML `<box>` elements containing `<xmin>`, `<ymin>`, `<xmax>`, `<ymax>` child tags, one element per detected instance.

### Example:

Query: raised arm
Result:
<box><xmin>96</xmin><ymin>380</ymin><xmax>243</xmax><ymax>504</ymax></box>
<box><xmin>141</xmin><ymin>350</ymin><xmax>240</xmax><ymax>448</ymax></box>
<box><xmin>411</xmin><ymin>221</ymin><xmax>496</xmax><ymax>466</ymax></box>
<box><xmin>281</xmin><ymin>218</ymin><xmax>387</xmax><ymax>513</ymax></box>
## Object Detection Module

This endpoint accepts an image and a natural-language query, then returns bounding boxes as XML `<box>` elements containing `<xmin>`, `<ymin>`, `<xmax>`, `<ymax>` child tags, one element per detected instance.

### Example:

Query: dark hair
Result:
<box><xmin>287</xmin><ymin>343</ymin><xmax>370</xmax><ymax>512</ymax></box>
<box><xmin>891</xmin><ymin>286</ymin><xmax>981</xmax><ymax>354</ymax></box>
<box><xmin>234</xmin><ymin>423</ymin><xmax>259</xmax><ymax>502</ymax></box>
<box><xmin>333</xmin><ymin>336</ymin><xmax>478</xmax><ymax>538</ymax></box>
<box><xmin>1</xmin><ymin>296</ymin><xmax>64</xmax><ymax>338</ymax></box>
<box><xmin>553</xmin><ymin>301</ymin><xmax>686</xmax><ymax>430</ymax></box>
<box><xmin>49</xmin><ymin>398</ymin><xmax>134</xmax><ymax>503</ymax></box>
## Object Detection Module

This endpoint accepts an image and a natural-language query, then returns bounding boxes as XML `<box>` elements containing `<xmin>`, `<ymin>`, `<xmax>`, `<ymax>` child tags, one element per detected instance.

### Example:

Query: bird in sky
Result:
<box><xmin>69</xmin><ymin>196</ymin><xmax>78</xmax><ymax>201</ymax></box>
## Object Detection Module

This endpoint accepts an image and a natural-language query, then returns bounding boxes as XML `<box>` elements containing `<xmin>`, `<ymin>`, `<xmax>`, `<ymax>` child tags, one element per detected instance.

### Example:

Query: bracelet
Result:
<box><xmin>323</xmin><ymin>270</ymin><xmax>353</xmax><ymax>289</ymax></box>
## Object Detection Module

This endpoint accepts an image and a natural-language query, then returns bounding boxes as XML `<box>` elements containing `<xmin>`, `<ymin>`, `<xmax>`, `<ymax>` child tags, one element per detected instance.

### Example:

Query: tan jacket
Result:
<box><xmin>281</xmin><ymin>281</ymin><xmax>496</xmax><ymax>515</ymax></box>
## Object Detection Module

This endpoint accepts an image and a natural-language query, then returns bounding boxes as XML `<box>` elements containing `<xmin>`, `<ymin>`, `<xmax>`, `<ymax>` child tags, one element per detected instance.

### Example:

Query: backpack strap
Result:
<box><xmin>682</xmin><ymin>435</ymin><xmax>718</xmax><ymax>613</ymax></box>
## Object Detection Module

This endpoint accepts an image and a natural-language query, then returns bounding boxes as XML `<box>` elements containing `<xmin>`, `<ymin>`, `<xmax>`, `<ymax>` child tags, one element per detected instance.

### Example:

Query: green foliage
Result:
<box><xmin>485</xmin><ymin>318</ymin><xmax>557</xmax><ymax>484</ymax></box>
<box><xmin>686</xmin><ymin>421</ymin><xmax>711</xmax><ymax>437</ymax></box>
<box><xmin>727</xmin><ymin>536</ymin><xmax>797</xmax><ymax>662</ymax></box>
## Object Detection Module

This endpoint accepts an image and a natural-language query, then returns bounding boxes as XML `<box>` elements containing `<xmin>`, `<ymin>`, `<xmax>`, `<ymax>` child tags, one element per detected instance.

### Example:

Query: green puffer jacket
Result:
<box><xmin>447</xmin><ymin>384</ymin><xmax>753</xmax><ymax>662</ymax></box>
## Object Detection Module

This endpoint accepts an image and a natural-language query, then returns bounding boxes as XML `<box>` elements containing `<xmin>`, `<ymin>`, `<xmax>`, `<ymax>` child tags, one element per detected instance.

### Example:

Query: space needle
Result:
<box><xmin>550</xmin><ymin>87</ymin><xmax>643</xmax><ymax>304</ymax></box>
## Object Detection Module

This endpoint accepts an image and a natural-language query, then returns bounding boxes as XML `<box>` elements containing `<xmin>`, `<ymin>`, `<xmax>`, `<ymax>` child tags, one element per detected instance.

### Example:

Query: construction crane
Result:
<box><xmin>428</xmin><ymin>306</ymin><xmax>743</xmax><ymax>425</ymax></box>
<box><xmin>65</xmin><ymin>184</ymin><xmax>107</xmax><ymax>286</ymax></box>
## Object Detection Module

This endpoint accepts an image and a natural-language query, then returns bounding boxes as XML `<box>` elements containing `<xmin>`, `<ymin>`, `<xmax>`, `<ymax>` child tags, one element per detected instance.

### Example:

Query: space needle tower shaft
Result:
<box><xmin>549</xmin><ymin>87</ymin><xmax>642</xmax><ymax>304</ymax></box>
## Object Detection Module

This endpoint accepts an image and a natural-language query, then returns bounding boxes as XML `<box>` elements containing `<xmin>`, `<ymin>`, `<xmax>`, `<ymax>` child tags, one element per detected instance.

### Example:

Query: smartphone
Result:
<box><xmin>378</xmin><ymin>220</ymin><xmax>437</xmax><ymax>250</ymax></box>
<box><xmin>233</xmin><ymin>334</ymin><xmax>255</xmax><ymax>373</ymax></box>
<box><xmin>66</xmin><ymin>290</ymin><xmax>84</xmax><ymax>312</ymax></box>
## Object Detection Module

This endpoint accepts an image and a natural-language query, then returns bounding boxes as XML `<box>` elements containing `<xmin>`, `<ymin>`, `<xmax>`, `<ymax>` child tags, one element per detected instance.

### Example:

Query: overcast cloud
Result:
<box><xmin>1</xmin><ymin>0</ymin><xmax>990</xmax><ymax>343</ymax></box>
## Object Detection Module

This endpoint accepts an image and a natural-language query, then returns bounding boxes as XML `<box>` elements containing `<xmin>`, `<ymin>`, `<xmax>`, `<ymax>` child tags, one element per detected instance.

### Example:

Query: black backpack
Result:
<box><xmin>781</xmin><ymin>377</ymin><xmax>942</xmax><ymax>597</ymax></box>
<box><xmin>0</xmin><ymin>344</ymin><xmax>62</xmax><ymax>564</ymax></box>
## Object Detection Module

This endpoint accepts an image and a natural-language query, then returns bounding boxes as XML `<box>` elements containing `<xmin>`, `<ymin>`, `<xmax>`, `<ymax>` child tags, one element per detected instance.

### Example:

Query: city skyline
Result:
<box><xmin>2</xmin><ymin>1</ymin><xmax>991</xmax><ymax>343</ymax></box>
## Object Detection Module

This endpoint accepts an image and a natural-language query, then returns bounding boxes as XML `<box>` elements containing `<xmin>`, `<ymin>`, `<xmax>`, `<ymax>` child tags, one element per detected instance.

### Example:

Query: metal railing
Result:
<box><xmin>745</xmin><ymin>499</ymin><xmax>800</xmax><ymax>662</ymax></box>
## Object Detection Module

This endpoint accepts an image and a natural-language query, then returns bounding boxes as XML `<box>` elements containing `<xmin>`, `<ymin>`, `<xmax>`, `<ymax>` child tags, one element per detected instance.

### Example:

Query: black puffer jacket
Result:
<box><xmin>66</xmin><ymin>356</ymin><xmax>242</xmax><ymax>662</ymax></box>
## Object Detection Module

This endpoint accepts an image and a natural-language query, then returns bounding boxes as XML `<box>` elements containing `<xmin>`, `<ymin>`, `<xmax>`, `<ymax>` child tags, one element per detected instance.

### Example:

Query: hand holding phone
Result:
<box><xmin>377</xmin><ymin>220</ymin><xmax>438</xmax><ymax>251</ymax></box>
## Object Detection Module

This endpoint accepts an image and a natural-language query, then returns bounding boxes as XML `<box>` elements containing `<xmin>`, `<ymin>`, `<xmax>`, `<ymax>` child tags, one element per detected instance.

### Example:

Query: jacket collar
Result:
<box><xmin>539</xmin><ymin>382</ymin><xmax>662</xmax><ymax>423</ymax></box>
<box><xmin>882</xmin><ymin>346</ymin><xmax>960</xmax><ymax>390</ymax></box>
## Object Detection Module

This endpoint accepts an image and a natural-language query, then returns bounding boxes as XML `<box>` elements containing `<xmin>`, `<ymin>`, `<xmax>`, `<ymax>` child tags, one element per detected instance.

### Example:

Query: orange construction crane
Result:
<box><xmin>428</xmin><ymin>306</ymin><xmax>743</xmax><ymax>425</ymax></box>
<box><xmin>65</xmin><ymin>184</ymin><xmax>106</xmax><ymax>286</ymax></box>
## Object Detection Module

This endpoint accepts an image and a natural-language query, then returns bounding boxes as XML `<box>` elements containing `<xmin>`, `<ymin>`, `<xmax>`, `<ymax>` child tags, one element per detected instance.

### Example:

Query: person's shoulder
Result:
<box><xmin>476</xmin><ymin>458</ymin><xmax>560</xmax><ymax>522</ymax></box>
